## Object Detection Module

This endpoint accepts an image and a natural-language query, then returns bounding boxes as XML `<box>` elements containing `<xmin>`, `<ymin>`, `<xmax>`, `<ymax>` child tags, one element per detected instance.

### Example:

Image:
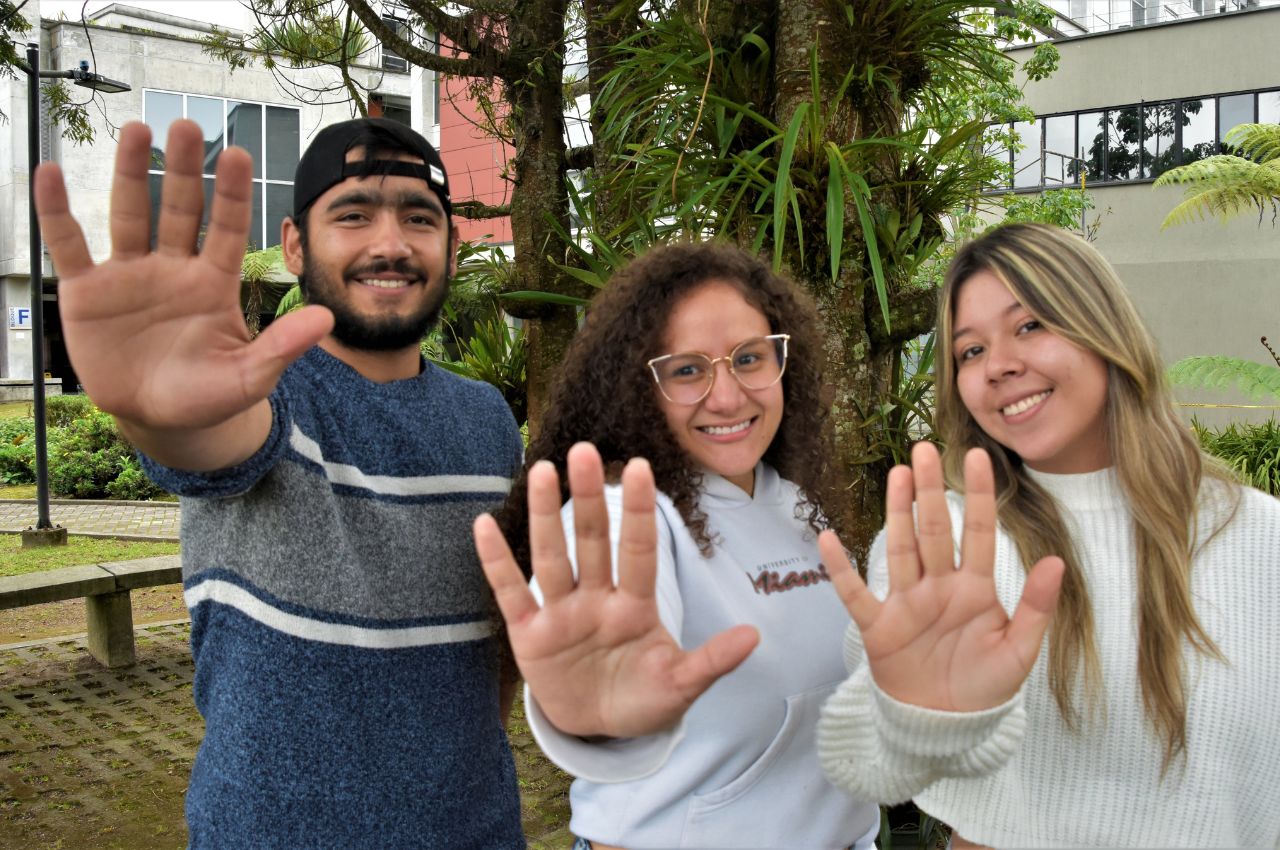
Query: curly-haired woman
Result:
<box><xmin>475</xmin><ymin>242</ymin><xmax>881</xmax><ymax>849</ymax></box>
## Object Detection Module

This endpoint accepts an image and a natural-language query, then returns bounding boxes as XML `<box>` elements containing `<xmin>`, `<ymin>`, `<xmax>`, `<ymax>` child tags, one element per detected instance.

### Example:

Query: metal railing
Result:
<box><xmin>1044</xmin><ymin>0</ymin><xmax>1279</xmax><ymax>34</ymax></box>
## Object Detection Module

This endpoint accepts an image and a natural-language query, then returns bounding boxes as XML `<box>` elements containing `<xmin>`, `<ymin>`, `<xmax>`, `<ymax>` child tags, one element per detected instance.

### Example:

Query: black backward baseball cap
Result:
<box><xmin>292</xmin><ymin>117</ymin><xmax>452</xmax><ymax>222</ymax></box>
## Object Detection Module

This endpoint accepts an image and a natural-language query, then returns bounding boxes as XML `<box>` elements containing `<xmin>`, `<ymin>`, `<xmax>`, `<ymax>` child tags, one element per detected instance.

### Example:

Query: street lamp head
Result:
<box><xmin>71</xmin><ymin>69</ymin><xmax>131</xmax><ymax>94</ymax></box>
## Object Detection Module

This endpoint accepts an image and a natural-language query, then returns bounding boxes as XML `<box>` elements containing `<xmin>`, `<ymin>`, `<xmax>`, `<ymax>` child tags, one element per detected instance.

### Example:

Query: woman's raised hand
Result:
<box><xmin>474</xmin><ymin>443</ymin><xmax>760</xmax><ymax>738</ymax></box>
<box><xmin>820</xmin><ymin>442</ymin><xmax>1064</xmax><ymax>712</ymax></box>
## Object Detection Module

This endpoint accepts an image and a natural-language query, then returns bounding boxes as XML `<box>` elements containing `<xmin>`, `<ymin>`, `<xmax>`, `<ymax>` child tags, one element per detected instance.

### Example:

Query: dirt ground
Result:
<box><xmin>0</xmin><ymin>621</ymin><xmax>574</xmax><ymax>850</ymax></box>
<box><xmin>0</xmin><ymin>588</ymin><xmax>189</xmax><ymax>646</ymax></box>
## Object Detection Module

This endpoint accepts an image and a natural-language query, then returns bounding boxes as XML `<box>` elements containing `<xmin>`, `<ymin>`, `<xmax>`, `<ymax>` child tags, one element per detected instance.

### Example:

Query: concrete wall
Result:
<box><xmin>1007</xmin><ymin>9</ymin><xmax>1280</xmax><ymax>426</ymax></box>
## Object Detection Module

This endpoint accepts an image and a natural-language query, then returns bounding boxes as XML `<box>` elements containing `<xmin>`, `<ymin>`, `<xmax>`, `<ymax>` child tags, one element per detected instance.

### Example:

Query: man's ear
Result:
<box><xmin>282</xmin><ymin>216</ymin><xmax>304</xmax><ymax>276</ymax></box>
<box><xmin>448</xmin><ymin>226</ymin><xmax>460</xmax><ymax>278</ymax></box>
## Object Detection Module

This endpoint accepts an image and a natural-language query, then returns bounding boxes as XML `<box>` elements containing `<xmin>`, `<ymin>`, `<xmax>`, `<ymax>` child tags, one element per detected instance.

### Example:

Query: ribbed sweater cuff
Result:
<box><xmin>872</xmin><ymin>679</ymin><xmax>1025</xmax><ymax>762</ymax></box>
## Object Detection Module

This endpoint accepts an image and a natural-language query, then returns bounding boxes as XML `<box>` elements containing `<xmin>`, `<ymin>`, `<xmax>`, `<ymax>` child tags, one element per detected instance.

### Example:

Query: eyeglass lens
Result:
<box><xmin>652</xmin><ymin>336</ymin><xmax>787</xmax><ymax>404</ymax></box>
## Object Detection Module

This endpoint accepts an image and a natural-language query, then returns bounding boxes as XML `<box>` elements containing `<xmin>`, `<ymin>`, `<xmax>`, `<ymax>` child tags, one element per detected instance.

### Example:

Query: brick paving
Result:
<box><xmin>0</xmin><ymin>624</ymin><xmax>573</xmax><ymax>849</ymax></box>
<box><xmin>0</xmin><ymin>500</ymin><xmax>179</xmax><ymax>542</ymax></box>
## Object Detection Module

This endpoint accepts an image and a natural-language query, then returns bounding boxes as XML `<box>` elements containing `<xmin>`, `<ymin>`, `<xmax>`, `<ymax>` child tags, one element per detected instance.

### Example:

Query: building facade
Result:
<box><xmin>1004</xmin><ymin>4</ymin><xmax>1280</xmax><ymax>423</ymax></box>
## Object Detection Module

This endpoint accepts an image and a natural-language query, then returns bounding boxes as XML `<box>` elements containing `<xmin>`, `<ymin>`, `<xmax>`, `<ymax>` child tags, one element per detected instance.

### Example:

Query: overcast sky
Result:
<box><xmin>41</xmin><ymin>0</ymin><xmax>259</xmax><ymax>32</ymax></box>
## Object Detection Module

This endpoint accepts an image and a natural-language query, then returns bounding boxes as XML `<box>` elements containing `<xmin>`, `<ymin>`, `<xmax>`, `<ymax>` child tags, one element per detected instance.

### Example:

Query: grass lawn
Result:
<box><xmin>0</xmin><ymin>400</ymin><xmax>31</xmax><ymax>419</ymax></box>
<box><xmin>0</xmin><ymin>484</ymin><xmax>36</xmax><ymax>499</ymax></box>
<box><xmin>0</xmin><ymin>534</ymin><xmax>180</xmax><ymax>578</ymax></box>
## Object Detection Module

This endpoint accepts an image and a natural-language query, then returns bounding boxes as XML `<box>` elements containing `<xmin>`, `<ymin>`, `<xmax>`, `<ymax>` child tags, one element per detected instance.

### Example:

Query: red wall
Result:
<box><xmin>437</xmin><ymin>69</ymin><xmax>514</xmax><ymax>245</ymax></box>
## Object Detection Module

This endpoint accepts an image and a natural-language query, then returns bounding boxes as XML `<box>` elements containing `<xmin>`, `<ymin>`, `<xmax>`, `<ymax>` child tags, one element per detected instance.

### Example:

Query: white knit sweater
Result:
<box><xmin>818</xmin><ymin>467</ymin><xmax>1280</xmax><ymax>848</ymax></box>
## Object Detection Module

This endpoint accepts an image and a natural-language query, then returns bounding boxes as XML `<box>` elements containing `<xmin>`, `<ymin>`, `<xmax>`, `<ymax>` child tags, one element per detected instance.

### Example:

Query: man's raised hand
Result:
<box><xmin>821</xmin><ymin>442</ymin><xmax>1064</xmax><ymax>712</ymax></box>
<box><xmin>474</xmin><ymin>443</ymin><xmax>759</xmax><ymax>738</ymax></box>
<box><xmin>34</xmin><ymin>120</ymin><xmax>331</xmax><ymax>467</ymax></box>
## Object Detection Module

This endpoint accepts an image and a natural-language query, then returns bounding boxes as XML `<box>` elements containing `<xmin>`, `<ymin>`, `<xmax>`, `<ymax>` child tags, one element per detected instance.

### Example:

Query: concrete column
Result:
<box><xmin>86</xmin><ymin>590</ymin><xmax>136</xmax><ymax>668</ymax></box>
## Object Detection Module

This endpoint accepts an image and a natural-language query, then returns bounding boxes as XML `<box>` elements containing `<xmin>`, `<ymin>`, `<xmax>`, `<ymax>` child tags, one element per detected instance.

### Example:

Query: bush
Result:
<box><xmin>0</xmin><ymin>418</ymin><xmax>35</xmax><ymax>484</ymax></box>
<box><xmin>45</xmin><ymin>394</ymin><xmax>97</xmax><ymax>428</ymax></box>
<box><xmin>47</xmin><ymin>410</ymin><xmax>167</xmax><ymax>500</ymax></box>
<box><xmin>1194</xmin><ymin>418</ymin><xmax>1280</xmax><ymax>497</ymax></box>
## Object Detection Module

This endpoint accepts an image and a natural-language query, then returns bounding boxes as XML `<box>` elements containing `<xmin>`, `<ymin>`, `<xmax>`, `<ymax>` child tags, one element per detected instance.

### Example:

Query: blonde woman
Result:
<box><xmin>816</xmin><ymin>223</ymin><xmax>1280</xmax><ymax>848</ymax></box>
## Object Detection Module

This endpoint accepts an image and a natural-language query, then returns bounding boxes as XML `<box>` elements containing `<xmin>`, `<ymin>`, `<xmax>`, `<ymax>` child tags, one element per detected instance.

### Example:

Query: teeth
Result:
<box><xmin>701</xmin><ymin>420</ymin><xmax>752</xmax><ymax>436</ymax></box>
<box><xmin>1002</xmin><ymin>390</ymin><xmax>1050</xmax><ymax>416</ymax></box>
<box><xmin>359</xmin><ymin>278</ymin><xmax>409</xmax><ymax>289</ymax></box>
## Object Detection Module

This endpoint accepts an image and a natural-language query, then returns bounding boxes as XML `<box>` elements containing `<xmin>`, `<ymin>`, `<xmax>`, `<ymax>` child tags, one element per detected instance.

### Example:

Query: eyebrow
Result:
<box><xmin>324</xmin><ymin>187</ymin><xmax>445</xmax><ymax>218</ymax></box>
<box><xmin>952</xmin><ymin>300</ymin><xmax>1023</xmax><ymax>342</ymax></box>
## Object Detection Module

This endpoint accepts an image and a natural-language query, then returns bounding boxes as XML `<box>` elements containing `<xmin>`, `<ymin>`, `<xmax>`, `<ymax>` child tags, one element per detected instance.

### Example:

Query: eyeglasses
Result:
<box><xmin>647</xmin><ymin>334</ymin><xmax>790</xmax><ymax>405</ymax></box>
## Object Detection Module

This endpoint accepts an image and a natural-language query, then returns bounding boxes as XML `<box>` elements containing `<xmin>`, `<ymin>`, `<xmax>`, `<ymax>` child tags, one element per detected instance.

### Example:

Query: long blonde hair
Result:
<box><xmin>937</xmin><ymin>223</ymin><xmax>1237</xmax><ymax>770</ymax></box>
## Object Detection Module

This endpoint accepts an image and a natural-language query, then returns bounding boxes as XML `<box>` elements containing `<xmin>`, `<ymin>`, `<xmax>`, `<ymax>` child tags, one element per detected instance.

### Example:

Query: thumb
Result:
<box><xmin>1004</xmin><ymin>555</ymin><xmax>1064</xmax><ymax>670</ymax></box>
<box><xmin>670</xmin><ymin>624</ymin><xmax>759</xmax><ymax>704</ymax></box>
<box><xmin>239</xmin><ymin>305</ymin><xmax>334</xmax><ymax>398</ymax></box>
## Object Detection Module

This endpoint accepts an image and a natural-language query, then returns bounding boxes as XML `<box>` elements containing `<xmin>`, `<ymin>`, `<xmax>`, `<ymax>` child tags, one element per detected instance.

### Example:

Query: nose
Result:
<box><xmin>367</xmin><ymin>212</ymin><xmax>412</xmax><ymax>260</ymax></box>
<box><xmin>702</xmin><ymin>358</ymin><xmax>746</xmax><ymax>411</ymax></box>
<box><xmin>984</xmin><ymin>339</ymin><xmax>1024</xmax><ymax>383</ymax></box>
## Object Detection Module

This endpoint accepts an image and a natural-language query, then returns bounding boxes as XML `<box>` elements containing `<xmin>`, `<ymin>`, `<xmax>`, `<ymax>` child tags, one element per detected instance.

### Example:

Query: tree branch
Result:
<box><xmin>347</xmin><ymin>0</ymin><xmax>496</xmax><ymax>79</ymax></box>
<box><xmin>454</xmin><ymin>199</ymin><xmax>513</xmax><ymax>219</ymax></box>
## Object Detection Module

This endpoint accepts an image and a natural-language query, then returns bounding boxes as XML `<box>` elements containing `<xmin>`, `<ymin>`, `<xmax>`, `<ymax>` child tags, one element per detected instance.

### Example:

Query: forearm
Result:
<box><xmin>117</xmin><ymin>398</ymin><xmax>274</xmax><ymax>472</ymax></box>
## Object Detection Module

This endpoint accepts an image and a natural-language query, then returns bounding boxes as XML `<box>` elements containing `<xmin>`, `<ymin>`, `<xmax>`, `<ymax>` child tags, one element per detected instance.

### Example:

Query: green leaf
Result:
<box><xmin>1168</xmin><ymin>356</ymin><xmax>1280</xmax><ymax>401</ymax></box>
<box><xmin>501</xmin><ymin>290</ymin><xmax>592</xmax><ymax>307</ymax></box>
<box><xmin>825</xmin><ymin>144</ymin><xmax>846</xmax><ymax>282</ymax></box>
<box><xmin>772</xmin><ymin>102</ymin><xmax>809</xmax><ymax>269</ymax></box>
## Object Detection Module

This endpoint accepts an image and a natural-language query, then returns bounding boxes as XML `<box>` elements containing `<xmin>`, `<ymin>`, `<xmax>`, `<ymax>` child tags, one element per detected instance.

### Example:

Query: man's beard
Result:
<box><xmin>298</xmin><ymin>254</ymin><xmax>449</xmax><ymax>351</ymax></box>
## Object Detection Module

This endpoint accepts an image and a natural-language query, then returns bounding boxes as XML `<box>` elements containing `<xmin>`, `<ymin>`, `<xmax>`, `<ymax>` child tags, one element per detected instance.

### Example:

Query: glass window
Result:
<box><xmin>266</xmin><ymin>107</ymin><xmax>300</xmax><ymax>181</ymax></box>
<box><xmin>1218</xmin><ymin>93</ymin><xmax>1253</xmax><ymax>150</ymax></box>
<box><xmin>1012</xmin><ymin>119</ymin><xmax>1041</xmax><ymax>189</ymax></box>
<box><xmin>227</xmin><ymin>102</ymin><xmax>263</xmax><ymax>178</ymax></box>
<box><xmin>1141</xmin><ymin>102</ymin><xmax>1177</xmax><ymax>179</ymax></box>
<box><xmin>1106</xmin><ymin>107</ymin><xmax>1141</xmax><ymax>181</ymax></box>
<box><xmin>1260</xmin><ymin>90</ymin><xmax>1280</xmax><ymax>125</ymax></box>
<box><xmin>1077</xmin><ymin>111</ymin><xmax>1107</xmax><ymax>182</ymax></box>
<box><xmin>188</xmin><ymin>96</ymin><xmax>225</xmax><ymax>175</ymax></box>
<box><xmin>144</xmin><ymin>92</ymin><xmax>299</xmax><ymax>249</ymax></box>
<box><xmin>266</xmin><ymin>184</ymin><xmax>293</xmax><ymax>251</ymax></box>
<box><xmin>1180</xmin><ymin>99</ymin><xmax>1216</xmax><ymax>166</ymax></box>
<box><xmin>1043</xmin><ymin>115</ymin><xmax>1075</xmax><ymax>185</ymax></box>
<box><xmin>144</xmin><ymin>91</ymin><xmax>182</xmax><ymax>170</ymax></box>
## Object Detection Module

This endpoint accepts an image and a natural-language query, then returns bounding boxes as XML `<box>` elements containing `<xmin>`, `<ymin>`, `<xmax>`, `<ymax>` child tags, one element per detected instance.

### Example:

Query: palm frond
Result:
<box><xmin>1168</xmin><ymin>355</ymin><xmax>1280</xmax><ymax>401</ymax></box>
<box><xmin>1223</xmin><ymin>123</ymin><xmax>1280</xmax><ymax>164</ymax></box>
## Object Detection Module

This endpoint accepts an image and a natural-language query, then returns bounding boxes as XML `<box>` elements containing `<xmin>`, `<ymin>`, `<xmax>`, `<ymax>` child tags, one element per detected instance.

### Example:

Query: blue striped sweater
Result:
<box><xmin>143</xmin><ymin>346</ymin><xmax>526</xmax><ymax>849</ymax></box>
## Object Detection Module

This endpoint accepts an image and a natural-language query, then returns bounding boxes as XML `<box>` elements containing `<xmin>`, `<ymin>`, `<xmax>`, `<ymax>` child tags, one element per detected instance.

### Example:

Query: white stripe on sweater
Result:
<box><xmin>185</xmin><ymin>578</ymin><xmax>495</xmax><ymax>648</ymax></box>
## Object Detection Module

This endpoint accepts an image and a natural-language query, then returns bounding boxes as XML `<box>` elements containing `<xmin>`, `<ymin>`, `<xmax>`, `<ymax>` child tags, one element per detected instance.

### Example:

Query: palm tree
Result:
<box><xmin>1156</xmin><ymin>122</ymin><xmax>1280</xmax><ymax>227</ymax></box>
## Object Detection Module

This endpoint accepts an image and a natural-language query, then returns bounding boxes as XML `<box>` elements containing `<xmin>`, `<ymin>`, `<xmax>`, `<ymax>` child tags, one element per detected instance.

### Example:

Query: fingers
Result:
<box><xmin>201</xmin><ymin>145</ymin><xmax>255</xmax><ymax>275</ymax></box>
<box><xmin>474</xmin><ymin>512</ymin><xmax>541</xmax><ymax>628</ymax></box>
<box><xmin>567</xmin><ymin>443</ymin><xmax>614</xmax><ymax>591</ymax></box>
<box><xmin>526</xmin><ymin>459</ymin><xmax>577</xmax><ymax>602</ymax></box>
<box><xmin>883</xmin><ymin>464</ymin><xmax>922</xmax><ymax>592</ymax></box>
<box><xmin>33</xmin><ymin>163</ymin><xmax>93</xmax><ymax>278</ymax></box>
<box><xmin>615</xmin><ymin>457</ymin><xmax>659</xmax><ymax>599</ymax></box>
<box><xmin>1004</xmin><ymin>555</ymin><xmax>1065</xmax><ymax>671</ymax></box>
<box><xmin>912</xmin><ymin>442</ymin><xmax>955</xmax><ymax>577</ymax></box>
<box><xmin>959</xmin><ymin>448</ymin><xmax>997</xmax><ymax>579</ymax></box>
<box><xmin>155</xmin><ymin>120</ymin><xmax>208</xmax><ymax>258</ymax></box>
<box><xmin>109</xmin><ymin>122</ymin><xmax>156</xmax><ymax>259</ymax></box>
<box><xmin>671</xmin><ymin>624</ymin><xmax>759</xmax><ymax>703</ymax></box>
<box><xmin>238</xmin><ymin>305</ymin><xmax>333</xmax><ymax>400</ymax></box>
<box><xmin>820</xmin><ymin>530</ymin><xmax>879</xmax><ymax>629</ymax></box>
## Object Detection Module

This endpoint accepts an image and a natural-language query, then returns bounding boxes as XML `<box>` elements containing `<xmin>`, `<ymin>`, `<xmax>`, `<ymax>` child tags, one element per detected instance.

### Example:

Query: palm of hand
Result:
<box><xmin>476</xmin><ymin>444</ymin><xmax>759</xmax><ymax>740</ymax></box>
<box><xmin>60</xmin><ymin>253</ymin><xmax>256</xmax><ymax>429</ymax></box>
<box><xmin>859</xmin><ymin>568</ymin><xmax>1030</xmax><ymax>712</ymax></box>
<box><xmin>822</xmin><ymin>443</ymin><xmax>1064</xmax><ymax>715</ymax></box>
<box><xmin>512</xmin><ymin>588</ymin><xmax>695</xmax><ymax>738</ymax></box>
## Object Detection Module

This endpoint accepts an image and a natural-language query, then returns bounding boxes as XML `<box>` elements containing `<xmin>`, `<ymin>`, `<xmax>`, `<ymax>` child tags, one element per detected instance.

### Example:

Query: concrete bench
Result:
<box><xmin>0</xmin><ymin>555</ymin><xmax>182</xmax><ymax>667</ymax></box>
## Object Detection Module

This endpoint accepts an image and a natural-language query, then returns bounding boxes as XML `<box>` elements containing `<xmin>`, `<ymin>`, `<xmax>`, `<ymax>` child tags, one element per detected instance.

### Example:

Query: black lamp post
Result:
<box><xmin>16</xmin><ymin>41</ymin><xmax>130</xmax><ymax>548</ymax></box>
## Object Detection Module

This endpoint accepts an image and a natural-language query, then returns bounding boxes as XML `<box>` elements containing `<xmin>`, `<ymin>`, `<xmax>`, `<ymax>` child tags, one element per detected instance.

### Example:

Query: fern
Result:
<box><xmin>1167</xmin><ymin>355</ymin><xmax>1280</xmax><ymax>401</ymax></box>
<box><xmin>1156</xmin><ymin>123</ymin><xmax>1280</xmax><ymax>228</ymax></box>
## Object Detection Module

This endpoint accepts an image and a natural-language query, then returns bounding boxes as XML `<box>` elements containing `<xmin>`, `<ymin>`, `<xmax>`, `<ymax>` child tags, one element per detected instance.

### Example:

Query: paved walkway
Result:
<box><xmin>0</xmin><ymin>499</ymin><xmax>179</xmax><ymax>542</ymax></box>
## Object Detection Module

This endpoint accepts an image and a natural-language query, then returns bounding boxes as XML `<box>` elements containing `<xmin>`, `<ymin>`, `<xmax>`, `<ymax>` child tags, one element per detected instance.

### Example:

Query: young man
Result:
<box><xmin>34</xmin><ymin>118</ymin><xmax>525</xmax><ymax>848</ymax></box>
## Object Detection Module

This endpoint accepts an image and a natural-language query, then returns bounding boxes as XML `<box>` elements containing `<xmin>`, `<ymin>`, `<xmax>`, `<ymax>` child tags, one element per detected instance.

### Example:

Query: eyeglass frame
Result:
<box><xmin>646</xmin><ymin>333</ymin><xmax>791</xmax><ymax>406</ymax></box>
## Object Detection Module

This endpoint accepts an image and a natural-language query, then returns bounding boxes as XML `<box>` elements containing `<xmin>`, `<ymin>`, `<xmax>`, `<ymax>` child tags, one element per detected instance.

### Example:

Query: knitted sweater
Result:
<box><xmin>818</xmin><ymin>467</ymin><xmax>1280</xmax><ymax>848</ymax></box>
<box><xmin>142</xmin><ymin>346</ymin><xmax>526</xmax><ymax>850</ymax></box>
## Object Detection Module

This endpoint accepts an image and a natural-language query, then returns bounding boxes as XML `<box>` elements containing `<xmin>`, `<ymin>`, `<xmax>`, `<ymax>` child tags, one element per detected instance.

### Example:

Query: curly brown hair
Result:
<box><xmin>496</xmin><ymin>241</ymin><xmax>841</xmax><ymax>575</ymax></box>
